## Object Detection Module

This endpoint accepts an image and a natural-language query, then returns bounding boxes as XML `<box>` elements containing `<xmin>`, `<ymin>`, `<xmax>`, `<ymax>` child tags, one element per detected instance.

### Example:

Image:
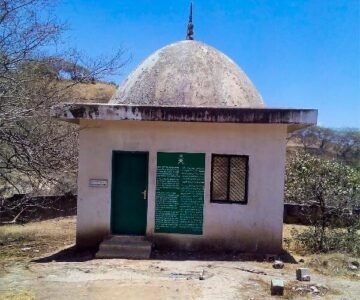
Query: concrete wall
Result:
<box><xmin>0</xmin><ymin>194</ymin><xmax>76</xmax><ymax>223</ymax></box>
<box><xmin>283</xmin><ymin>203</ymin><xmax>360</xmax><ymax>226</ymax></box>
<box><xmin>77</xmin><ymin>120</ymin><xmax>287</xmax><ymax>253</ymax></box>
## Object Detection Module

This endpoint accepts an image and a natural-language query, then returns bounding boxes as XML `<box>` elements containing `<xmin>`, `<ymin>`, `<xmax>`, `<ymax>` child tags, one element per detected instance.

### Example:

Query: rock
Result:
<box><xmin>199</xmin><ymin>269</ymin><xmax>205</xmax><ymax>280</ymax></box>
<box><xmin>21</xmin><ymin>247</ymin><xmax>31</xmax><ymax>251</ymax></box>
<box><xmin>310</xmin><ymin>286</ymin><xmax>320</xmax><ymax>294</ymax></box>
<box><xmin>349</xmin><ymin>261</ymin><xmax>359</xmax><ymax>271</ymax></box>
<box><xmin>293</xmin><ymin>284</ymin><xmax>321</xmax><ymax>295</ymax></box>
<box><xmin>271</xmin><ymin>278</ymin><xmax>284</xmax><ymax>296</ymax></box>
<box><xmin>316</xmin><ymin>283</ymin><xmax>328</xmax><ymax>290</ymax></box>
<box><xmin>350</xmin><ymin>260</ymin><xmax>359</xmax><ymax>267</ymax></box>
<box><xmin>348</xmin><ymin>264</ymin><xmax>358</xmax><ymax>271</ymax></box>
<box><xmin>296</xmin><ymin>268</ymin><xmax>311</xmax><ymax>281</ymax></box>
<box><xmin>273</xmin><ymin>260</ymin><xmax>284</xmax><ymax>269</ymax></box>
<box><xmin>298</xmin><ymin>258</ymin><xmax>305</xmax><ymax>263</ymax></box>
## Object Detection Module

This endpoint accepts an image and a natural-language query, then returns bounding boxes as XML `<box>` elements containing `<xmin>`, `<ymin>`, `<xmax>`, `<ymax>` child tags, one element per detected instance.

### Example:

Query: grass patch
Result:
<box><xmin>283</xmin><ymin>224</ymin><xmax>308</xmax><ymax>254</ymax></box>
<box><xmin>284</xmin><ymin>281</ymin><xmax>340</xmax><ymax>299</ymax></box>
<box><xmin>0</xmin><ymin>289</ymin><xmax>36</xmax><ymax>300</ymax></box>
<box><xmin>67</xmin><ymin>81</ymin><xmax>116</xmax><ymax>103</ymax></box>
<box><xmin>0</xmin><ymin>217</ymin><xmax>75</xmax><ymax>269</ymax></box>
<box><xmin>246</xmin><ymin>277</ymin><xmax>339</xmax><ymax>299</ymax></box>
<box><xmin>283</xmin><ymin>224</ymin><xmax>359</xmax><ymax>280</ymax></box>
<box><xmin>307</xmin><ymin>253</ymin><xmax>359</xmax><ymax>279</ymax></box>
<box><xmin>0</xmin><ymin>232</ymin><xmax>35</xmax><ymax>260</ymax></box>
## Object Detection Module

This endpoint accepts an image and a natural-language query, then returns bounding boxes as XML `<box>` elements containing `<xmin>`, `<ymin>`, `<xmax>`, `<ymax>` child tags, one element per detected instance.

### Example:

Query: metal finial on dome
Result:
<box><xmin>186</xmin><ymin>2</ymin><xmax>194</xmax><ymax>40</ymax></box>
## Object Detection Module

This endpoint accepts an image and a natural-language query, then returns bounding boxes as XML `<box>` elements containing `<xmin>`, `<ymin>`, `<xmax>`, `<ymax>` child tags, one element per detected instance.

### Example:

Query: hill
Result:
<box><xmin>287</xmin><ymin>127</ymin><xmax>360</xmax><ymax>168</ymax></box>
<box><xmin>66</xmin><ymin>81</ymin><xmax>117</xmax><ymax>103</ymax></box>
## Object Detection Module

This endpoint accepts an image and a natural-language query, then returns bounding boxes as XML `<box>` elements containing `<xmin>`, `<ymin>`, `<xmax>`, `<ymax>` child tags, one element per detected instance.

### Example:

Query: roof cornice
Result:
<box><xmin>51</xmin><ymin>103</ymin><xmax>317</xmax><ymax>132</ymax></box>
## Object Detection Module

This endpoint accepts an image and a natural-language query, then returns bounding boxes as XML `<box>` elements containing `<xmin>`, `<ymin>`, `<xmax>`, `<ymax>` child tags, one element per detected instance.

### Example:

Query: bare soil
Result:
<box><xmin>0</xmin><ymin>218</ymin><xmax>359</xmax><ymax>300</ymax></box>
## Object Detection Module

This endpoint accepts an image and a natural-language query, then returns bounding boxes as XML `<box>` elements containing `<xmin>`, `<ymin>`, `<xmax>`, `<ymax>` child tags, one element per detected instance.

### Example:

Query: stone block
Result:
<box><xmin>271</xmin><ymin>278</ymin><xmax>284</xmax><ymax>296</ymax></box>
<box><xmin>273</xmin><ymin>260</ymin><xmax>284</xmax><ymax>269</ymax></box>
<box><xmin>296</xmin><ymin>268</ymin><xmax>311</xmax><ymax>281</ymax></box>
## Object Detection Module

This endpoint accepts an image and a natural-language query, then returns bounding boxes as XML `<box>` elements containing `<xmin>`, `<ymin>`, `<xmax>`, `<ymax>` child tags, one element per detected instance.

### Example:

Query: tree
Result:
<box><xmin>0</xmin><ymin>0</ymin><xmax>127</xmax><ymax>222</ymax></box>
<box><xmin>287</xmin><ymin>126</ymin><xmax>360</xmax><ymax>168</ymax></box>
<box><xmin>285</xmin><ymin>152</ymin><xmax>360</xmax><ymax>254</ymax></box>
<box><xmin>333</xmin><ymin>129</ymin><xmax>360</xmax><ymax>168</ymax></box>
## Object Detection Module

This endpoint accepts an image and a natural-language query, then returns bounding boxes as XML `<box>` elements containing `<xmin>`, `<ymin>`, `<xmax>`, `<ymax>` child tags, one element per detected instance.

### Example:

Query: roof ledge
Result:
<box><xmin>51</xmin><ymin>103</ymin><xmax>317</xmax><ymax>132</ymax></box>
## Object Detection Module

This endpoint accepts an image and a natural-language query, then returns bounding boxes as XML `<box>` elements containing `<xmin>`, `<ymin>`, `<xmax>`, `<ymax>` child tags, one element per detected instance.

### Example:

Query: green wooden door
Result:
<box><xmin>111</xmin><ymin>151</ymin><xmax>148</xmax><ymax>235</ymax></box>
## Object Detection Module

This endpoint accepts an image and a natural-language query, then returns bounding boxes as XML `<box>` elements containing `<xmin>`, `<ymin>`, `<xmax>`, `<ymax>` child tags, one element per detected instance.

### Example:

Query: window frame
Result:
<box><xmin>210</xmin><ymin>154</ymin><xmax>249</xmax><ymax>205</ymax></box>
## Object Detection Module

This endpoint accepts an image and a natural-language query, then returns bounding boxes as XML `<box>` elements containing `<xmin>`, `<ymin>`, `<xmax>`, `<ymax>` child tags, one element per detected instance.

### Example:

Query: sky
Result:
<box><xmin>55</xmin><ymin>0</ymin><xmax>360</xmax><ymax>128</ymax></box>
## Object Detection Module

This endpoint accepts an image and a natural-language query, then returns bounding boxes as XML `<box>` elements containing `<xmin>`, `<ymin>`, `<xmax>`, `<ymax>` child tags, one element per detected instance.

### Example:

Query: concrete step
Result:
<box><xmin>99</xmin><ymin>243</ymin><xmax>151</xmax><ymax>252</ymax></box>
<box><xmin>96</xmin><ymin>246</ymin><xmax>151</xmax><ymax>259</ymax></box>
<box><xmin>96</xmin><ymin>235</ymin><xmax>152</xmax><ymax>259</ymax></box>
<box><xmin>103</xmin><ymin>235</ymin><xmax>148</xmax><ymax>244</ymax></box>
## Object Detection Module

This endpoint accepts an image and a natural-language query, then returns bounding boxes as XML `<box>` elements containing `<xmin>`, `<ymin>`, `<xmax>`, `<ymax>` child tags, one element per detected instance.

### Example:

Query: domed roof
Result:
<box><xmin>110</xmin><ymin>40</ymin><xmax>264</xmax><ymax>108</ymax></box>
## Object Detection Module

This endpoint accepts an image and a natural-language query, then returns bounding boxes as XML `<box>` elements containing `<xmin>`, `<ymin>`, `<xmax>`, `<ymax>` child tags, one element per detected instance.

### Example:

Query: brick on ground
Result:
<box><xmin>296</xmin><ymin>268</ymin><xmax>311</xmax><ymax>281</ymax></box>
<box><xmin>271</xmin><ymin>278</ymin><xmax>284</xmax><ymax>296</ymax></box>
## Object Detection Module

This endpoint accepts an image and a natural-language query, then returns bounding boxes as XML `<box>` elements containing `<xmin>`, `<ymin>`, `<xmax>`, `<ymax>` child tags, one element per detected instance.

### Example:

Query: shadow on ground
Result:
<box><xmin>151</xmin><ymin>249</ymin><xmax>298</xmax><ymax>263</ymax></box>
<box><xmin>32</xmin><ymin>245</ymin><xmax>96</xmax><ymax>263</ymax></box>
<box><xmin>33</xmin><ymin>245</ymin><xmax>297</xmax><ymax>264</ymax></box>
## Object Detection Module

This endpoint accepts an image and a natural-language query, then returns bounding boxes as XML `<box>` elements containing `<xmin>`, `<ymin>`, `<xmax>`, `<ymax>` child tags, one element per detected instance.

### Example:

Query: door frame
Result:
<box><xmin>110</xmin><ymin>150</ymin><xmax>149</xmax><ymax>235</ymax></box>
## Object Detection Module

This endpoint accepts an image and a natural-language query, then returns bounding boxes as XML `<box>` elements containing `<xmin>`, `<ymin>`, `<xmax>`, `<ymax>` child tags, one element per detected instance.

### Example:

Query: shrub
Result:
<box><xmin>285</xmin><ymin>152</ymin><xmax>360</xmax><ymax>255</ymax></box>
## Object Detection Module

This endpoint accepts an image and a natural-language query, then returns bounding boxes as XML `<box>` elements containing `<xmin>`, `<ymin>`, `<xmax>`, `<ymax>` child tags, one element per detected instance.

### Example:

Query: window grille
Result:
<box><xmin>211</xmin><ymin>154</ymin><xmax>248</xmax><ymax>204</ymax></box>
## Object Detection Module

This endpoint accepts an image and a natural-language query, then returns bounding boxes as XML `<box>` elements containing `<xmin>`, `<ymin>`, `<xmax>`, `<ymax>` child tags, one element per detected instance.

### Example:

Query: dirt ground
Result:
<box><xmin>0</xmin><ymin>217</ymin><xmax>359</xmax><ymax>300</ymax></box>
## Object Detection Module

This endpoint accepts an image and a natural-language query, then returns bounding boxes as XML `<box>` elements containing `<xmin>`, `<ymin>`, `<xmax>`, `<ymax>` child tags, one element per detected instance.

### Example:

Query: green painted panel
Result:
<box><xmin>111</xmin><ymin>152</ymin><xmax>148</xmax><ymax>235</ymax></box>
<box><xmin>155</xmin><ymin>152</ymin><xmax>205</xmax><ymax>235</ymax></box>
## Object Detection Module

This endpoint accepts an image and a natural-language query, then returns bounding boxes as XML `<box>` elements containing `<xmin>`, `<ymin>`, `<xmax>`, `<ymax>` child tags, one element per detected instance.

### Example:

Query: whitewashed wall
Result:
<box><xmin>77</xmin><ymin>120</ymin><xmax>287</xmax><ymax>253</ymax></box>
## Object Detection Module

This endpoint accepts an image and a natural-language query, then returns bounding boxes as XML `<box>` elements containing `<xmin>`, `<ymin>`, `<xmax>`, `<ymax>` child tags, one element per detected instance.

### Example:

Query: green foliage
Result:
<box><xmin>285</xmin><ymin>152</ymin><xmax>359</xmax><ymax>207</ymax></box>
<box><xmin>291</xmin><ymin>223</ymin><xmax>360</xmax><ymax>256</ymax></box>
<box><xmin>286</xmin><ymin>153</ymin><xmax>360</xmax><ymax>255</ymax></box>
<box><xmin>288</xmin><ymin>126</ymin><xmax>360</xmax><ymax>168</ymax></box>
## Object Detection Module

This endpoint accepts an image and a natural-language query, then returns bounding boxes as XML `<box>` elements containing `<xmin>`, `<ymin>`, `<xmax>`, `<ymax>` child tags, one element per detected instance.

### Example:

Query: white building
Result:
<box><xmin>52</xmin><ymin>39</ymin><xmax>317</xmax><ymax>258</ymax></box>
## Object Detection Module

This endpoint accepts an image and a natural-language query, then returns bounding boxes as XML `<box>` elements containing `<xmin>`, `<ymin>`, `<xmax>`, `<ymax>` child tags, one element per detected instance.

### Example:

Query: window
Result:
<box><xmin>211</xmin><ymin>154</ymin><xmax>249</xmax><ymax>204</ymax></box>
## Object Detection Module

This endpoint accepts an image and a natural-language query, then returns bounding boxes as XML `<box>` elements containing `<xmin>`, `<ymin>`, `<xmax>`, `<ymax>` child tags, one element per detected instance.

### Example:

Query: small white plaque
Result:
<box><xmin>89</xmin><ymin>178</ymin><xmax>108</xmax><ymax>188</ymax></box>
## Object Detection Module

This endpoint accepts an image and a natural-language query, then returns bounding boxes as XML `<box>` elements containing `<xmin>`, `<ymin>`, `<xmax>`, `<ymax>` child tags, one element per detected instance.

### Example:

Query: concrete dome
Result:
<box><xmin>110</xmin><ymin>40</ymin><xmax>264</xmax><ymax>108</ymax></box>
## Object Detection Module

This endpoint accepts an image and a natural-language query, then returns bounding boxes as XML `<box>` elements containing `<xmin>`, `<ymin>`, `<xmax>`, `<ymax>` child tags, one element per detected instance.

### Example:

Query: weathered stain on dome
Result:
<box><xmin>110</xmin><ymin>40</ymin><xmax>265</xmax><ymax>108</ymax></box>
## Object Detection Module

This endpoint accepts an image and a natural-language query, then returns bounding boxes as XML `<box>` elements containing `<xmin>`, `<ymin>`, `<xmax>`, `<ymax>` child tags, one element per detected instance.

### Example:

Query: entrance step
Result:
<box><xmin>96</xmin><ymin>235</ymin><xmax>152</xmax><ymax>259</ymax></box>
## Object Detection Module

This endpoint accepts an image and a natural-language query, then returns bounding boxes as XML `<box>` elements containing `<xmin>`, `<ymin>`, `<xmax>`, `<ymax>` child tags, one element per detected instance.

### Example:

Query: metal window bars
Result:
<box><xmin>211</xmin><ymin>154</ymin><xmax>248</xmax><ymax>204</ymax></box>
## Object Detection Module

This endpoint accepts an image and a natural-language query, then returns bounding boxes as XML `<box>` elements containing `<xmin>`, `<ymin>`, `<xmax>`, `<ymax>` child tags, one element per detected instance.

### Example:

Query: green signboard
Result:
<box><xmin>155</xmin><ymin>152</ymin><xmax>205</xmax><ymax>235</ymax></box>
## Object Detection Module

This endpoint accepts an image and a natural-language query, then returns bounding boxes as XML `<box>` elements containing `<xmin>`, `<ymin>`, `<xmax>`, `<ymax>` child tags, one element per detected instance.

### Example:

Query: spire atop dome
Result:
<box><xmin>186</xmin><ymin>2</ymin><xmax>194</xmax><ymax>40</ymax></box>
